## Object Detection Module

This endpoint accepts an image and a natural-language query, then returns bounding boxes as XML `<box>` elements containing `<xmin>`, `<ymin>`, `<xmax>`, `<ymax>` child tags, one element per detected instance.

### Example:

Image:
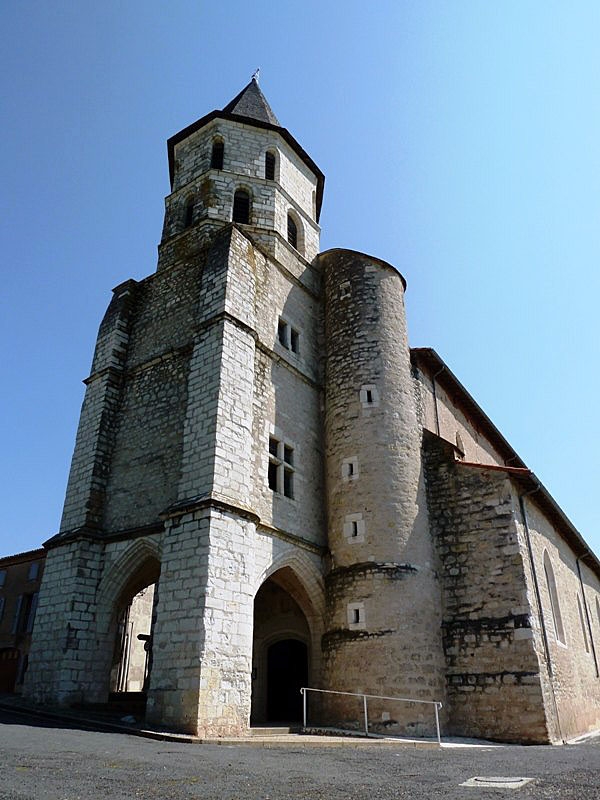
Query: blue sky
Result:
<box><xmin>1</xmin><ymin>1</ymin><xmax>599</xmax><ymax>558</ymax></box>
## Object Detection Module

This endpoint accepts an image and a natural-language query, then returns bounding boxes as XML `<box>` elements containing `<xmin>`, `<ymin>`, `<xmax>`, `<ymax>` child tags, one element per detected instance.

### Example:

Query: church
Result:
<box><xmin>23</xmin><ymin>78</ymin><xmax>600</xmax><ymax>743</ymax></box>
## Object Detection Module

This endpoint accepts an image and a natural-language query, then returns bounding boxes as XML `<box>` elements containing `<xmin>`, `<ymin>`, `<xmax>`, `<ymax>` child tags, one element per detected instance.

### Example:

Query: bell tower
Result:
<box><xmin>24</xmin><ymin>78</ymin><xmax>327</xmax><ymax>737</ymax></box>
<box><xmin>159</xmin><ymin>76</ymin><xmax>323</xmax><ymax>272</ymax></box>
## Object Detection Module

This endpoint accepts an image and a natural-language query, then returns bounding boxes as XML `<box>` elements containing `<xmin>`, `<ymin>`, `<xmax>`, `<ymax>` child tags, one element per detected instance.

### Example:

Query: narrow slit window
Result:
<box><xmin>233</xmin><ymin>190</ymin><xmax>250</xmax><ymax>224</ymax></box>
<box><xmin>287</xmin><ymin>214</ymin><xmax>298</xmax><ymax>249</ymax></box>
<box><xmin>365</xmin><ymin>389</ymin><xmax>373</xmax><ymax>404</ymax></box>
<box><xmin>265</xmin><ymin>151</ymin><xmax>275</xmax><ymax>180</ymax></box>
<box><xmin>350</xmin><ymin>520</ymin><xmax>358</xmax><ymax>538</ymax></box>
<box><xmin>184</xmin><ymin>197</ymin><xmax>195</xmax><ymax>228</ymax></box>
<box><xmin>268</xmin><ymin>460</ymin><xmax>278</xmax><ymax>491</ymax></box>
<box><xmin>290</xmin><ymin>328</ymin><xmax>300</xmax><ymax>354</ymax></box>
<box><xmin>353</xmin><ymin>608</ymin><xmax>360</xmax><ymax>624</ymax></box>
<box><xmin>211</xmin><ymin>140</ymin><xmax>224</xmax><ymax>170</ymax></box>
<box><xmin>578</xmin><ymin>594</ymin><xmax>590</xmax><ymax>653</ymax></box>
<box><xmin>543</xmin><ymin>551</ymin><xmax>566</xmax><ymax>645</ymax></box>
<box><xmin>277</xmin><ymin>319</ymin><xmax>288</xmax><ymax>347</ymax></box>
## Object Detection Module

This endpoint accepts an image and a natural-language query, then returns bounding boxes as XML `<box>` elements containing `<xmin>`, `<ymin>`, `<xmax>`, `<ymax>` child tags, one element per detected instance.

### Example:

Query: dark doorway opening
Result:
<box><xmin>0</xmin><ymin>648</ymin><xmax>20</xmax><ymax>693</ymax></box>
<box><xmin>266</xmin><ymin>638</ymin><xmax>308</xmax><ymax>722</ymax></box>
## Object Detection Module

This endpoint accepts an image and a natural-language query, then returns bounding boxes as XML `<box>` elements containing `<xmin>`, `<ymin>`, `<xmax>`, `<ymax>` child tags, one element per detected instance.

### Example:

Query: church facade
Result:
<box><xmin>24</xmin><ymin>80</ymin><xmax>600</xmax><ymax>743</ymax></box>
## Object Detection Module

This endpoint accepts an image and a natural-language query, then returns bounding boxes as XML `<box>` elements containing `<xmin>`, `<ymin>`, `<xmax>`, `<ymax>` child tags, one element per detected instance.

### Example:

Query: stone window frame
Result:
<box><xmin>232</xmin><ymin>186</ymin><xmax>252</xmax><ymax>225</ymax></box>
<box><xmin>347</xmin><ymin>601</ymin><xmax>366</xmax><ymax>630</ymax></box>
<box><xmin>286</xmin><ymin>208</ymin><xmax>304</xmax><ymax>256</ymax></box>
<box><xmin>339</xmin><ymin>281</ymin><xmax>351</xmax><ymax>300</ymax></box>
<box><xmin>343</xmin><ymin>513</ymin><xmax>365</xmax><ymax>544</ymax></box>
<box><xmin>264</xmin><ymin>148</ymin><xmax>278</xmax><ymax>181</ymax></box>
<box><xmin>210</xmin><ymin>137</ymin><xmax>224</xmax><ymax>170</ymax></box>
<box><xmin>360</xmin><ymin>384</ymin><xmax>380</xmax><ymax>410</ymax></box>
<box><xmin>341</xmin><ymin>456</ymin><xmax>359</xmax><ymax>482</ymax></box>
<box><xmin>268</xmin><ymin>432</ymin><xmax>295</xmax><ymax>500</ymax></box>
<box><xmin>276</xmin><ymin>317</ymin><xmax>301</xmax><ymax>357</ymax></box>
<box><xmin>543</xmin><ymin>550</ymin><xmax>566</xmax><ymax>646</ymax></box>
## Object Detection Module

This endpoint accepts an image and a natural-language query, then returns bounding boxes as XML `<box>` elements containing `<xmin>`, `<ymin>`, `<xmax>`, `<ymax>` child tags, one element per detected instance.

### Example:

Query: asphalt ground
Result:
<box><xmin>1</xmin><ymin>707</ymin><xmax>599</xmax><ymax>800</ymax></box>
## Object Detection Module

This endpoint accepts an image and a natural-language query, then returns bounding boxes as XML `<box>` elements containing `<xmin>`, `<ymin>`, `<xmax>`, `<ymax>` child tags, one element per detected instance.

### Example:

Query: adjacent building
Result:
<box><xmin>0</xmin><ymin>549</ymin><xmax>45</xmax><ymax>693</ymax></box>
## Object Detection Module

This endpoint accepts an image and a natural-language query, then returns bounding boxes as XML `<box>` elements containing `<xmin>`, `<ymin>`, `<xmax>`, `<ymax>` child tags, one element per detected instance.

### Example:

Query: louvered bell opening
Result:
<box><xmin>233</xmin><ymin>190</ymin><xmax>250</xmax><ymax>224</ymax></box>
<box><xmin>211</xmin><ymin>141</ymin><xmax>224</xmax><ymax>170</ymax></box>
<box><xmin>287</xmin><ymin>215</ymin><xmax>298</xmax><ymax>249</ymax></box>
<box><xmin>265</xmin><ymin>151</ymin><xmax>275</xmax><ymax>180</ymax></box>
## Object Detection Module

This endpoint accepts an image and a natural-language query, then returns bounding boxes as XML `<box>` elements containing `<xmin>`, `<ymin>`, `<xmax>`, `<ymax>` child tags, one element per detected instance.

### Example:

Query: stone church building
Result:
<box><xmin>24</xmin><ymin>79</ymin><xmax>600</xmax><ymax>743</ymax></box>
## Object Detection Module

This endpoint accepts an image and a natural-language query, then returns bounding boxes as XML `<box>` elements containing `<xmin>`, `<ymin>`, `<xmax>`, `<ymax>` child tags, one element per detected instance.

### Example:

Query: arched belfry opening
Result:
<box><xmin>251</xmin><ymin>568</ymin><xmax>312</xmax><ymax>724</ymax></box>
<box><xmin>107</xmin><ymin>555</ymin><xmax>160</xmax><ymax>710</ymax></box>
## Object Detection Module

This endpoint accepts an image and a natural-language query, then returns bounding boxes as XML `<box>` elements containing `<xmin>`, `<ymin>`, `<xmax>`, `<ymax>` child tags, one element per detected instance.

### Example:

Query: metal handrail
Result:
<box><xmin>299</xmin><ymin>687</ymin><xmax>443</xmax><ymax>746</ymax></box>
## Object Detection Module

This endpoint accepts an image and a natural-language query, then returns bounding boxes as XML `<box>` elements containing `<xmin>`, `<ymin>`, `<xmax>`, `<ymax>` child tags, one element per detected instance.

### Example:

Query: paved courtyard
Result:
<box><xmin>1</xmin><ymin>708</ymin><xmax>599</xmax><ymax>799</ymax></box>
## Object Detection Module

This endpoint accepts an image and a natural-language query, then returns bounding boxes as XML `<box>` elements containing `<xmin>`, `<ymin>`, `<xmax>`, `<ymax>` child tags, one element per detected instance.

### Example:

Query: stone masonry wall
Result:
<box><xmin>319</xmin><ymin>250</ymin><xmax>445</xmax><ymax>736</ymax></box>
<box><xmin>423</xmin><ymin>433</ymin><xmax>550</xmax><ymax>743</ymax></box>
<box><xmin>415</xmin><ymin>365</ymin><xmax>507</xmax><ymax>467</ymax></box>
<box><xmin>167</xmin><ymin>120</ymin><xmax>320</xmax><ymax>262</ymax></box>
<box><xmin>522</xmin><ymin>500</ymin><xmax>600</xmax><ymax>740</ymax></box>
<box><xmin>24</xmin><ymin>538</ymin><xmax>104</xmax><ymax>704</ymax></box>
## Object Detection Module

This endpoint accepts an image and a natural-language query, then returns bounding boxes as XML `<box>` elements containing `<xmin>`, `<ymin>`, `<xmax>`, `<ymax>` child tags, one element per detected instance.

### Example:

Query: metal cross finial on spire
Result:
<box><xmin>251</xmin><ymin>68</ymin><xmax>260</xmax><ymax>83</ymax></box>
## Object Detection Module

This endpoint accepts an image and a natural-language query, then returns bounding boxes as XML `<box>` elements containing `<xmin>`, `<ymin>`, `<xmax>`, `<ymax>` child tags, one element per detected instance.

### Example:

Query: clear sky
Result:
<box><xmin>1</xmin><ymin>1</ymin><xmax>599</xmax><ymax>559</ymax></box>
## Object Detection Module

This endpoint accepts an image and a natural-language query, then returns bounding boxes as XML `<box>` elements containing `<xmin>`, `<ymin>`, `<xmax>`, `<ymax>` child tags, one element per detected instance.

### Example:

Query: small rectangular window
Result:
<box><xmin>0</xmin><ymin>570</ymin><xmax>5</xmax><ymax>588</ymax></box>
<box><xmin>350</xmin><ymin>520</ymin><xmax>358</xmax><ymax>538</ymax></box>
<box><xmin>265</xmin><ymin>151</ymin><xmax>275</xmax><ymax>180</ymax></box>
<box><xmin>353</xmin><ymin>608</ymin><xmax>360</xmax><ymax>624</ymax></box>
<box><xmin>25</xmin><ymin>593</ymin><xmax>39</xmax><ymax>634</ymax></box>
<box><xmin>277</xmin><ymin>320</ymin><xmax>288</xmax><ymax>348</ymax></box>
<box><xmin>277</xmin><ymin>318</ymin><xmax>300</xmax><ymax>356</ymax></box>
<box><xmin>284</xmin><ymin>467</ymin><xmax>294</xmax><ymax>498</ymax></box>
<box><xmin>268</xmin><ymin>435</ymin><xmax>295</xmax><ymax>499</ymax></box>
<box><xmin>211</xmin><ymin>141</ymin><xmax>224</xmax><ymax>170</ymax></box>
<box><xmin>268</xmin><ymin>460</ymin><xmax>278</xmax><ymax>491</ymax></box>
<box><xmin>28</xmin><ymin>562</ymin><xmax>39</xmax><ymax>581</ymax></box>
<box><xmin>11</xmin><ymin>595</ymin><xmax>23</xmax><ymax>634</ymax></box>
<box><xmin>290</xmin><ymin>328</ymin><xmax>300</xmax><ymax>354</ymax></box>
<box><xmin>0</xmin><ymin>597</ymin><xmax>5</xmax><ymax>623</ymax></box>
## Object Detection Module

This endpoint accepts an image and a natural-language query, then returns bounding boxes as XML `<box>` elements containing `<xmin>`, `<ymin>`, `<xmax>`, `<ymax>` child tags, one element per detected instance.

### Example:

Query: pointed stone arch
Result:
<box><xmin>90</xmin><ymin>537</ymin><xmax>162</xmax><ymax>703</ymax></box>
<box><xmin>252</xmin><ymin>548</ymin><xmax>325</xmax><ymax>723</ymax></box>
<box><xmin>96</xmin><ymin>537</ymin><xmax>161</xmax><ymax>635</ymax></box>
<box><xmin>255</xmin><ymin>549</ymin><xmax>325</xmax><ymax>619</ymax></box>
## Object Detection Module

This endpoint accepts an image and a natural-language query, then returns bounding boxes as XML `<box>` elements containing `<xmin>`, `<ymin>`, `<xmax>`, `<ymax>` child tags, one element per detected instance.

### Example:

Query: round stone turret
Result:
<box><xmin>318</xmin><ymin>248</ymin><xmax>445</xmax><ymax>737</ymax></box>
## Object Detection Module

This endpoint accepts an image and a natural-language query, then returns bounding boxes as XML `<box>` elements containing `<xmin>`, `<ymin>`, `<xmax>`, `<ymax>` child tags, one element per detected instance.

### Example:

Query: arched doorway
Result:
<box><xmin>107</xmin><ymin>556</ymin><xmax>160</xmax><ymax>710</ymax></box>
<box><xmin>251</xmin><ymin>569</ymin><xmax>311</xmax><ymax>724</ymax></box>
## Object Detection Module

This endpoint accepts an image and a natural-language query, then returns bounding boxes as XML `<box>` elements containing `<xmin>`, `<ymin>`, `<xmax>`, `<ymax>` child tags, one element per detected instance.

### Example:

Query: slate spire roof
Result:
<box><xmin>222</xmin><ymin>77</ymin><xmax>281</xmax><ymax>126</ymax></box>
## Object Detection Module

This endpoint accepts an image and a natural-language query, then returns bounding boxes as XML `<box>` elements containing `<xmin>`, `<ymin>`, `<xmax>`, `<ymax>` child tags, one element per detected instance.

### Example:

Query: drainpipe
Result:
<box><xmin>431</xmin><ymin>366</ymin><xmax>446</xmax><ymax>437</ymax></box>
<box><xmin>519</xmin><ymin>486</ymin><xmax>564</xmax><ymax>743</ymax></box>
<box><xmin>576</xmin><ymin>554</ymin><xmax>599</xmax><ymax>678</ymax></box>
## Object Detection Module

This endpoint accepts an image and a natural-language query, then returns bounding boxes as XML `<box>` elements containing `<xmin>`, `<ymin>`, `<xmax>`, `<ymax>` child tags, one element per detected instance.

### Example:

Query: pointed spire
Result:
<box><xmin>222</xmin><ymin>76</ymin><xmax>280</xmax><ymax>126</ymax></box>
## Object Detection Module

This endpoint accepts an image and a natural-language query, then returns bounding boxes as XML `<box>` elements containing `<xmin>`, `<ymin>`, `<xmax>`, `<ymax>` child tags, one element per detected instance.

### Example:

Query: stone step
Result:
<box><xmin>250</xmin><ymin>725</ymin><xmax>300</xmax><ymax>736</ymax></box>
